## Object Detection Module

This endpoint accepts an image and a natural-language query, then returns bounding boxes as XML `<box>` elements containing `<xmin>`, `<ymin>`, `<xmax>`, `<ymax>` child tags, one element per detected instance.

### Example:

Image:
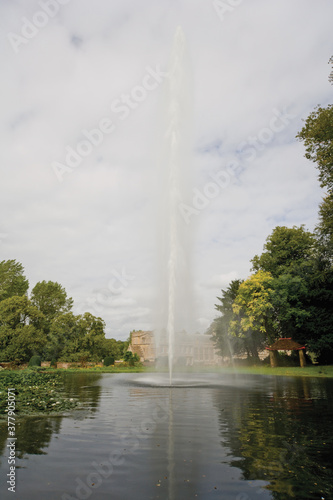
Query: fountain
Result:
<box><xmin>155</xmin><ymin>26</ymin><xmax>194</xmax><ymax>385</ymax></box>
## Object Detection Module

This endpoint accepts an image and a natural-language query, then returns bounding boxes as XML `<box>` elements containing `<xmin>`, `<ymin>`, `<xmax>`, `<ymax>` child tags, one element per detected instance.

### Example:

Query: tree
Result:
<box><xmin>316</xmin><ymin>194</ymin><xmax>333</xmax><ymax>261</ymax></box>
<box><xmin>0</xmin><ymin>295</ymin><xmax>44</xmax><ymax>330</ymax></box>
<box><xmin>296</xmin><ymin>104</ymin><xmax>333</xmax><ymax>193</ymax></box>
<box><xmin>209</xmin><ymin>280</ymin><xmax>244</xmax><ymax>358</ymax></box>
<box><xmin>231</xmin><ymin>271</ymin><xmax>275</xmax><ymax>355</ymax></box>
<box><xmin>123</xmin><ymin>351</ymin><xmax>140</xmax><ymax>366</ymax></box>
<box><xmin>47</xmin><ymin>312</ymin><xmax>79</xmax><ymax>360</ymax></box>
<box><xmin>251</xmin><ymin>225</ymin><xmax>315</xmax><ymax>277</ymax></box>
<box><xmin>271</xmin><ymin>273</ymin><xmax>310</xmax><ymax>340</ymax></box>
<box><xmin>102</xmin><ymin>338</ymin><xmax>126</xmax><ymax>360</ymax></box>
<box><xmin>0</xmin><ymin>296</ymin><xmax>46</xmax><ymax>362</ymax></box>
<box><xmin>31</xmin><ymin>280</ymin><xmax>73</xmax><ymax>326</ymax></box>
<box><xmin>47</xmin><ymin>312</ymin><xmax>106</xmax><ymax>362</ymax></box>
<box><xmin>78</xmin><ymin>313</ymin><xmax>106</xmax><ymax>360</ymax></box>
<box><xmin>298</xmin><ymin>261</ymin><xmax>333</xmax><ymax>363</ymax></box>
<box><xmin>0</xmin><ymin>260</ymin><xmax>29</xmax><ymax>301</ymax></box>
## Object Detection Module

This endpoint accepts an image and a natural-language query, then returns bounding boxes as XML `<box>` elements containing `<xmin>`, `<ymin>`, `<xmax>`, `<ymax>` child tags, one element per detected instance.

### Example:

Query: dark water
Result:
<box><xmin>0</xmin><ymin>373</ymin><xmax>332</xmax><ymax>500</ymax></box>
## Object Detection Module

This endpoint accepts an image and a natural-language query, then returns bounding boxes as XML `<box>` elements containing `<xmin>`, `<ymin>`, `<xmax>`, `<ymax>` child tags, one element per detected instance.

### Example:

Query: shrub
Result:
<box><xmin>28</xmin><ymin>355</ymin><xmax>41</xmax><ymax>367</ymax></box>
<box><xmin>50</xmin><ymin>358</ymin><xmax>57</xmax><ymax>368</ymax></box>
<box><xmin>104</xmin><ymin>356</ymin><xmax>114</xmax><ymax>367</ymax></box>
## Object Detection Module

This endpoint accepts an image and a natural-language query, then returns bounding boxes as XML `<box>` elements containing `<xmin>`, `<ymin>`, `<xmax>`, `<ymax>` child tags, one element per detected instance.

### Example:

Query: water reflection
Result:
<box><xmin>0</xmin><ymin>373</ymin><xmax>332</xmax><ymax>500</ymax></box>
<box><xmin>0</xmin><ymin>373</ymin><xmax>103</xmax><ymax>462</ymax></box>
<box><xmin>214</xmin><ymin>376</ymin><xmax>333</xmax><ymax>499</ymax></box>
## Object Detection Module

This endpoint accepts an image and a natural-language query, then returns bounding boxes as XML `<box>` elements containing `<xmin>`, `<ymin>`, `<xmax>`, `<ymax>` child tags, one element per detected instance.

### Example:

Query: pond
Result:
<box><xmin>0</xmin><ymin>372</ymin><xmax>332</xmax><ymax>499</ymax></box>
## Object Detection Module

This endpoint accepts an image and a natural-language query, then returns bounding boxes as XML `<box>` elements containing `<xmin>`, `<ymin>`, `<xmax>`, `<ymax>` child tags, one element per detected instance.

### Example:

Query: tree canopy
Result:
<box><xmin>251</xmin><ymin>225</ymin><xmax>315</xmax><ymax>277</ymax></box>
<box><xmin>0</xmin><ymin>296</ymin><xmax>47</xmax><ymax>362</ymax></box>
<box><xmin>0</xmin><ymin>260</ymin><xmax>129</xmax><ymax>364</ymax></box>
<box><xmin>0</xmin><ymin>260</ymin><xmax>29</xmax><ymax>301</ymax></box>
<box><xmin>31</xmin><ymin>280</ymin><xmax>73</xmax><ymax>321</ymax></box>
<box><xmin>210</xmin><ymin>222</ymin><xmax>333</xmax><ymax>363</ymax></box>
<box><xmin>296</xmin><ymin>104</ymin><xmax>333</xmax><ymax>193</ymax></box>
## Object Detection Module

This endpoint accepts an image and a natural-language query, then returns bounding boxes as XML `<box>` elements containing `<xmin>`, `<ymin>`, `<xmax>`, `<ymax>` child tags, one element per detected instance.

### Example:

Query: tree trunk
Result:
<box><xmin>269</xmin><ymin>350</ymin><xmax>278</xmax><ymax>367</ymax></box>
<box><xmin>299</xmin><ymin>349</ymin><xmax>306</xmax><ymax>367</ymax></box>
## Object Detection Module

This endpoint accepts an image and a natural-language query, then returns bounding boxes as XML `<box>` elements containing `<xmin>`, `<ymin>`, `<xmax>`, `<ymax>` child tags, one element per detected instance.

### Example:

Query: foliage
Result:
<box><xmin>123</xmin><ymin>351</ymin><xmax>140</xmax><ymax>366</ymax></box>
<box><xmin>0</xmin><ymin>260</ymin><xmax>29</xmax><ymax>302</ymax></box>
<box><xmin>28</xmin><ymin>355</ymin><xmax>42</xmax><ymax>367</ymax></box>
<box><xmin>31</xmin><ymin>280</ymin><xmax>73</xmax><ymax>333</ymax></box>
<box><xmin>0</xmin><ymin>370</ymin><xmax>78</xmax><ymax>416</ymax></box>
<box><xmin>209</xmin><ymin>280</ymin><xmax>244</xmax><ymax>358</ymax></box>
<box><xmin>316</xmin><ymin>193</ymin><xmax>333</xmax><ymax>262</ymax></box>
<box><xmin>329</xmin><ymin>55</ymin><xmax>333</xmax><ymax>84</ymax></box>
<box><xmin>232</xmin><ymin>271</ymin><xmax>275</xmax><ymax>337</ymax></box>
<box><xmin>46</xmin><ymin>312</ymin><xmax>79</xmax><ymax>360</ymax></box>
<box><xmin>50</xmin><ymin>358</ymin><xmax>57</xmax><ymax>368</ymax></box>
<box><xmin>103</xmin><ymin>338</ymin><xmax>127</xmax><ymax>360</ymax></box>
<box><xmin>0</xmin><ymin>295</ymin><xmax>44</xmax><ymax>329</ymax></box>
<box><xmin>296</xmin><ymin>104</ymin><xmax>333</xmax><ymax>193</ymax></box>
<box><xmin>251</xmin><ymin>225</ymin><xmax>315</xmax><ymax>277</ymax></box>
<box><xmin>271</xmin><ymin>273</ymin><xmax>310</xmax><ymax>338</ymax></box>
<box><xmin>104</xmin><ymin>356</ymin><xmax>114</xmax><ymax>367</ymax></box>
<box><xmin>230</xmin><ymin>271</ymin><xmax>274</xmax><ymax>358</ymax></box>
<box><xmin>0</xmin><ymin>258</ymin><xmax>131</xmax><ymax>365</ymax></box>
<box><xmin>210</xmin><ymin>221</ymin><xmax>333</xmax><ymax>363</ymax></box>
<box><xmin>47</xmin><ymin>312</ymin><xmax>106</xmax><ymax>362</ymax></box>
<box><xmin>0</xmin><ymin>296</ymin><xmax>47</xmax><ymax>362</ymax></box>
<box><xmin>299</xmin><ymin>263</ymin><xmax>333</xmax><ymax>363</ymax></box>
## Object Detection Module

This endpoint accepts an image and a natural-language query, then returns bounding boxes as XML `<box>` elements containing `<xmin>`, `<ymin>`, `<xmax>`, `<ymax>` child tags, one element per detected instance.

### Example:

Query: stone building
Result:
<box><xmin>128</xmin><ymin>330</ymin><xmax>156</xmax><ymax>363</ymax></box>
<box><xmin>128</xmin><ymin>330</ymin><xmax>222</xmax><ymax>366</ymax></box>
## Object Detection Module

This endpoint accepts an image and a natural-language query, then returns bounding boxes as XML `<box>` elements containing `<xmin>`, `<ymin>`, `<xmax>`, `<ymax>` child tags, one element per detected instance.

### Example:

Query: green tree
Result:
<box><xmin>208</xmin><ymin>280</ymin><xmax>244</xmax><ymax>358</ymax></box>
<box><xmin>103</xmin><ymin>338</ymin><xmax>126</xmax><ymax>360</ymax></box>
<box><xmin>231</xmin><ymin>271</ymin><xmax>275</xmax><ymax>356</ymax></box>
<box><xmin>31</xmin><ymin>280</ymin><xmax>73</xmax><ymax>320</ymax></box>
<box><xmin>298</xmin><ymin>260</ymin><xmax>333</xmax><ymax>363</ymax></box>
<box><xmin>250</xmin><ymin>226</ymin><xmax>333</xmax><ymax>360</ymax></box>
<box><xmin>123</xmin><ymin>351</ymin><xmax>140</xmax><ymax>366</ymax></box>
<box><xmin>78</xmin><ymin>313</ymin><xmax>106</xmax><ymax>360</ymax></box>
<box><xmin>0</xmin><ymin>296</ymin><xmax>46</xmax><ymax>362</ymax></box>
<box><xmin>316</xmin><ymin>193</ymin><xmax>333</xmax><ymax>261</ymax></box>
<box><xmin>47</xmin><ymin>312</ymin><xmax>106</xmax><ymax>362</ymax></box>
<box><xmin>251</xmin><ymin>225</ymin><xmax>315</xmax><ymax>277</ymax></box>
<box><xmin>296</xmin><ymin>104</ymin><xmax>333</xmax><ymax>193</ymax></box>
<box><xmin>47</xmin><ymin>312</ymin><xmax>79</xmax><ymax>360</ymax></box>
<box><xmin>271</xmin><ymin>273</ymin><xmax>310</xmax><ymax>340</ymax></box>
<box><xmin>0</xmin><ymin>260</ymin><xmax>29</xmax><ymax>301</ymax></box>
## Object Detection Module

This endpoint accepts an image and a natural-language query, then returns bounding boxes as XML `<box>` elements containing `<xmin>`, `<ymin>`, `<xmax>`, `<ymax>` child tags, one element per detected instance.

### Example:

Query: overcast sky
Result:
<box><xmin>1</xmin><ymin>0</ymin><xmax>332</xmax><ymax>340</ymax></box>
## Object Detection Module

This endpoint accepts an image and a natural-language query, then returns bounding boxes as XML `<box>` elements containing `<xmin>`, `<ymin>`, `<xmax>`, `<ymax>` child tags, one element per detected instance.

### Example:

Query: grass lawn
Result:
<box><xmin>219</xmin><ymin>364</ymin><xmax>333</xmax><ymax>378</ymax></box>
<box><xmin>1</xmin><ymin>364</ymin><xmax>333</xmax><ymax>378</ymax></box>
<box><xmin>56</xmin><ymin>364</ymin><xmax>333</xmax><ymax>377</ymax></box>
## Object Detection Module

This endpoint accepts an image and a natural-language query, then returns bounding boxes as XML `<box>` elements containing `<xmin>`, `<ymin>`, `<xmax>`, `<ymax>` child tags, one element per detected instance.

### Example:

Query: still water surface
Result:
<box><xmin>0</xmin><ymin>372</ymin><xmax>332</xmax><ymax>500</ymax></box>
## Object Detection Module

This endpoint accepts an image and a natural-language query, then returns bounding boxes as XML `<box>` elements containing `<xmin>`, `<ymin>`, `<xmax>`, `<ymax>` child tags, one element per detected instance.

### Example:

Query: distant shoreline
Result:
<box><xmin>2</xmin><ymin>365</ymin><xmax>333</xmax><ymax>377</ymax></box>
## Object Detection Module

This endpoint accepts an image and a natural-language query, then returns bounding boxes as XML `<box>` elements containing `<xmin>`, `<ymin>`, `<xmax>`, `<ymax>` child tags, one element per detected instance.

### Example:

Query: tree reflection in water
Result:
<box><xmin>214</xmin><ymin>376</ymin><xmax>333</xmax><ymax>499</ymax></box>
<box><xmin>0</xmin><ymin>373</ymin><xmax>102</xmax><ymax>462</ymax></box>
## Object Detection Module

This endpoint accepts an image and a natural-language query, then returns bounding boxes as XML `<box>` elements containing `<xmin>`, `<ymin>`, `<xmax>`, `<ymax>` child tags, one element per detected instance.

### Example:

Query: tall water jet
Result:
<box><xmin>155</xmin><ymin>27</ymin><xmax>193</xmax><ymax>385</ymax></box>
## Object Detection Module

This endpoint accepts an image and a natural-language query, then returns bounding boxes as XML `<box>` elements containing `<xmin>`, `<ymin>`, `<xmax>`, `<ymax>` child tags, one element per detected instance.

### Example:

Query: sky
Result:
<box><xmin>1</xmin><ymin>0</ymin><xmax>332</xmax><ymax>340</ymax></box>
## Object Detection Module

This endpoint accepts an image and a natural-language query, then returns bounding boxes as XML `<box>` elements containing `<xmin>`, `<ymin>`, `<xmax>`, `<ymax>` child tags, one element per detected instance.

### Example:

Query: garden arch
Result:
<box><xmin>265</xmin><ymin>338</ymin><xmax>306</xmax><ymax>367</ymax></box>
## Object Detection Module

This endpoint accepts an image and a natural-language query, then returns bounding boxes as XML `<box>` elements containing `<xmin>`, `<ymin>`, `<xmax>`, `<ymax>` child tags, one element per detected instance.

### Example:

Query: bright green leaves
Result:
<box><xmin>31</xmin><ymin>280</ymin><xmax>73</xmax><ymax>321</ymax></box>
<box><xmin>296</xmin><ymin>104</ymin><xmax>333</xmax><ymax>193</ymax></box>
<box><xmin>251</xmin><ymin>226</ymin><xmax>315</xmax><ymax>277</ymax></box>
<box><xmin>0</xmin><ymin>260</ymin><xmax>29</xmax><ymax>301</ymax></box>
<box><xmin>232</xmin><ymin>271</ymin><xmax>275</xmax><ymax>340</ymax></box>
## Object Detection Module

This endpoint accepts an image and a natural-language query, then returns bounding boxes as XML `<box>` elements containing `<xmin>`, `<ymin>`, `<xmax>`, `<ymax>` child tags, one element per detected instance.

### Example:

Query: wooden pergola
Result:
<box><xmin>265</xmin><ymin>338</ymin><xmax>306</xmax><ymax>367</ymax></box>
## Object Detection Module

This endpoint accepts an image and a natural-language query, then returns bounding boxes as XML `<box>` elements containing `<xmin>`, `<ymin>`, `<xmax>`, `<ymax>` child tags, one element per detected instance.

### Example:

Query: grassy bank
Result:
<box><xmin>216</xmin><ymin>364</ymin><xmax>333</xmax><ymax>378</ymax></box>
<box><xmin>47</xmin><ymin>365</ymin><xmax>148</xmax><ymax>373</ymax></box>
<box><xmin>53</xmin><ymin>364</ymin><xmax>333</xmax><ymax>377</ymax></box>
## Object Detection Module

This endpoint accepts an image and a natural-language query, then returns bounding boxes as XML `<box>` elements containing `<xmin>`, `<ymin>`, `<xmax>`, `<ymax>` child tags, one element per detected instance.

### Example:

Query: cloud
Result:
<box><xmin>1</xmin><ymin>0</ymin><xmax>332</xmax><ymax>339</ymax></box>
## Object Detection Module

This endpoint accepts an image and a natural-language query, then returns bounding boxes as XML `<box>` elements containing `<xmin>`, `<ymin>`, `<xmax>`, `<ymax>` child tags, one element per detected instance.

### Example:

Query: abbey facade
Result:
<box><xmin>128</xmin><ymin>330</ymin><xmax>222</xmax><ymax>366</ymax></box>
